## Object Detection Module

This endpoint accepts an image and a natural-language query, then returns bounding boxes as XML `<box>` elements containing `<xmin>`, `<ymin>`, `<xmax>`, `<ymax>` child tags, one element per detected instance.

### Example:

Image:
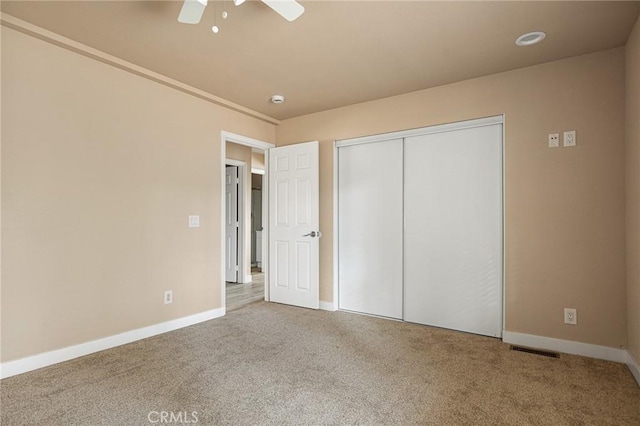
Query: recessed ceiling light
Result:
<box><xmin>515</xmin><ymin>31</ymin><xmax>546</xmax><ymax>47</ymax></box>
<box><xmin>270</xmin><ymin>95</ymin><xmax>285</xmax><ymax>104</ymax></box>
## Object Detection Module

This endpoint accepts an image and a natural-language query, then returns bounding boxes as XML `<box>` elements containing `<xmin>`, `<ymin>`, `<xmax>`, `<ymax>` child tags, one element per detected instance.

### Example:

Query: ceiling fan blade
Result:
<box><xmin>178</xmin><ymin>0</ymin><xmax>208</xmax><ymax>24</ymax></box>
<box><xmin>261</xmin><ymin>0</ymin><xmax>305</xmax><ymax>22</ymax></box>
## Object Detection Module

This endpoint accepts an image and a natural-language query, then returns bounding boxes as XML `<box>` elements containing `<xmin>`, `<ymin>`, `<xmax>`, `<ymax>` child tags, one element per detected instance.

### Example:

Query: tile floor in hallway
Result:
<box><xmin>226</xmin><ymin>268</ymin><xmax>264</xmax><ymax>311</ymax></box>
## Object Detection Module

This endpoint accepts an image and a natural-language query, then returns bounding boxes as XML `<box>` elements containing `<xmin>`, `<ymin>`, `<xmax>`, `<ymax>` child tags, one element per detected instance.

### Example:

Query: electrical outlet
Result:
<box><xmin>548</xmin><ymin>133</ymin><xmax>559</xmax><ymax>148</ymax></box>
<box><xmin>164</xmin><ymin>290</ymin><xmax>173</xmax><ymax>304</ymax></box>
<box><xmin>564</xmin><ymin>308</ymin><xmax>577</xmax><ymax>325</ymax></box>
<box><xmin>188</xmin><ymin>215</ymin><xmax>200</xmax><ymax>228</ymax></box>
<box><xmin>563</xmin><ymin>130</ymin><xmax>576</xmax><ymax>147</ymax></box>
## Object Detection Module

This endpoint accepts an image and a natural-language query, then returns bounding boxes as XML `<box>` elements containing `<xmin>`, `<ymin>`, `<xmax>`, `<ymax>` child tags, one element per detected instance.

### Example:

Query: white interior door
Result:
<box><xmin>268</xmin><ymin>141</ymin><xmax>320</xmax><ymax>309</ymax></box>
<box><xmin>337</xmin><ymin>139</ymin><xmax>404</xmax><ymax>319</ymax></box>
<box><xmin>404</xmin><ymin>123</ymin><xmax>503</xmax><ymax>337</ymax></box>
<box><xmin>225</xmin><ymin>166</ymin><xmax>239</xmax><ymax>283</ymax></box>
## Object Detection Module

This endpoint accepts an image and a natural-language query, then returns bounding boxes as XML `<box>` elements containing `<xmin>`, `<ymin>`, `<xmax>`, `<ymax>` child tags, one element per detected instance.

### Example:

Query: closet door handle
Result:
<box><xmin>303</xmin><ymin>231</ymin><xmax>321</xmax><ymax>238</ymax></box>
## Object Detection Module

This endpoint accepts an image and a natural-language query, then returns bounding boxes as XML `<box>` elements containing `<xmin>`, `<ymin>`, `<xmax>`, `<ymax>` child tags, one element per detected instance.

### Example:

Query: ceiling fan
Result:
<box><xmin>178</xmin><ymin>0</ymin><xmax>305</xmax><ymax>24</ymax></box>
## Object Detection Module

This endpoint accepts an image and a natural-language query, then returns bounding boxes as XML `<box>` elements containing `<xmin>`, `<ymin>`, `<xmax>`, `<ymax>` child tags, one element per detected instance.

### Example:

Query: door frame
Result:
<box><xmin>220</xmin><ymin>131</ymin><xmax>275</xmax><ymax>313</ymax></box>
<box><xmin>224</xmin><ymin>160</ymin><xmax>245</xmax><ymax>284</ymax></box>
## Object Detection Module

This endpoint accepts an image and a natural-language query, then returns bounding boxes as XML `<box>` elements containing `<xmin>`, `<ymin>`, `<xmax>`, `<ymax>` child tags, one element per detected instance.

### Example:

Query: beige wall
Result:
<box><xmin>276</xmin><ymin>48</ymin><xmax>628</xmax><ymax>348</ymax></box>
<box><xmin>1</xmin><ymin>27</ymin><xmax>275</xmax><ymax>362</ymax></box>
<box><xmin>251</xmin><ymin>152</ymin><xmax>265</xmax><ymax>172</ymax></box>
<box><xmin>225</xmin><ymin>142</ymin><xmax>253</xmax><ymax>282</ymax></box>
<box><xmin>1</xmin><ymin>16</ymin><xmax>634</xmax><ymax>364</ymax></box>
<box><xmin>626</xmin><ymin>16</ymin><xmax>640</xmax><ymax>364</ymax></box>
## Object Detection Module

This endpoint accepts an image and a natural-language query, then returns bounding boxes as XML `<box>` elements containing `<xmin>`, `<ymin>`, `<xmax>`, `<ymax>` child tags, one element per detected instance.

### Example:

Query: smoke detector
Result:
<box><xmin>270</xmin><ymin>95</ymin><xmax>285</xmax><ymax>104</ymax></box>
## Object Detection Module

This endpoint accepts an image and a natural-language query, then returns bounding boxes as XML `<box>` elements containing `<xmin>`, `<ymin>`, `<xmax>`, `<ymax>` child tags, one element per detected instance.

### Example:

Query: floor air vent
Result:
<box><xmin>510</xmin><ymin>345</ymin><xmax>560</xmax><ymax>358</ymax></box>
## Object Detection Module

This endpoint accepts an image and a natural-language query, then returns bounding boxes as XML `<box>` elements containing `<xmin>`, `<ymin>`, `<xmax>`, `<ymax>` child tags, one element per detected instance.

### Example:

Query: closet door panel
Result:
<box><xmin>338</xmin><ymin>139</ymin><xmax>403</xmax><ymax>319</ymax></box>
<box><xmin>404</xmin><ymin>124</ymin><xmax>503</xmax><ymax>337</ymax></box>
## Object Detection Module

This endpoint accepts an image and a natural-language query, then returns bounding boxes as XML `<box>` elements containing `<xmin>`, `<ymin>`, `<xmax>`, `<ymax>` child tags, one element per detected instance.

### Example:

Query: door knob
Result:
<box><xmin>303</xmin><ymin>231</ymin><xmax>322</xmax><ymax>238</ymax></box>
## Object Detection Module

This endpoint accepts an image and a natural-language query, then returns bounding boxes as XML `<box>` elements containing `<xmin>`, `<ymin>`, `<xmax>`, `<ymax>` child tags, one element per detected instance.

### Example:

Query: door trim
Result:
<box><xmin>335</xmin><ymin>115</ymin><xmax>504</xmax><ymax>148</ymax></box>
<box><xmin>332</xmin><ymin>142</ymin><xmax>339</xmax><ymax>312</ymax></box>
<box><xmin>220</xmin><ymin>131</ymin><xmax>275</xmax><ymax>313</ymax></box>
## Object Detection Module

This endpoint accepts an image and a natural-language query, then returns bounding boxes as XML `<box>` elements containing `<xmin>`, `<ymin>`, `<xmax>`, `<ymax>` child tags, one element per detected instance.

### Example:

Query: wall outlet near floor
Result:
<box><xmin>164</xmin><ymin>290</ymin><xmax>173</xmax><ymax>304</ymax></box>
<box><xmin>564</xmin><ymin>308</ymin><xmax>577</xmax><ymax>325</ymax></box>
<box><xmin>548</xmin><ymin>133</ymin><xmax>560</xmax><ymax>148</ymax></box>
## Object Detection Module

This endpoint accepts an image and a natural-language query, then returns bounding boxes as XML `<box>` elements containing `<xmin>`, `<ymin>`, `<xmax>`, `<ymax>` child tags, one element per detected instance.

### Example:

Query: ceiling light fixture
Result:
<box><xmin>270</xmin><ymin>95</ymin><xmax>285</xmax><ymax>104</ymax></box>
<box><xmin>515</xmin><ymin>31</ymin><xmax>546</xmax><ymax>46</ymax></box>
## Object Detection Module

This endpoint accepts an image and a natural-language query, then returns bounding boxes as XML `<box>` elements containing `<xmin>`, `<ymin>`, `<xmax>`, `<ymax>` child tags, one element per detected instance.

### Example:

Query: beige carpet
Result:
<box><xmin>1</xmin><ymin>302</ymin><xmax>639</xmax><ymax>425</ymax></box>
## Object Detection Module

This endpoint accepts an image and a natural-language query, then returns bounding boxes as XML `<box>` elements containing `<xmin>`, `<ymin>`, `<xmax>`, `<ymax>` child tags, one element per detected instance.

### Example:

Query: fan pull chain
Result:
<box><xmin>211</xmin><ymin>1</ymin><xmax>219</xmax><ymax>33</ymax></box>
<box><xmin>222</xmin><ymin>0</ymin><xmax>228</xmax><ymax>19</ymax></box>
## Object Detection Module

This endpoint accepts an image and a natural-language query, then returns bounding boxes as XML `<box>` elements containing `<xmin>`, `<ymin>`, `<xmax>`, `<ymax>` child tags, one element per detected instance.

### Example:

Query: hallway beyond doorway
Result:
<box><xmin>226</xmin><ymin>268</ymin><xmax>264</xmax><ymax>311</ymax></box>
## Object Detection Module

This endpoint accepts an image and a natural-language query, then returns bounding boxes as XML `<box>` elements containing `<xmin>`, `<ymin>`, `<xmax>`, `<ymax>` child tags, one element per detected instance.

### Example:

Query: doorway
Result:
<box><xmin>221</xmin><ymin>132</ymin><xmax>274</xmax><ymax>313</ymax></box>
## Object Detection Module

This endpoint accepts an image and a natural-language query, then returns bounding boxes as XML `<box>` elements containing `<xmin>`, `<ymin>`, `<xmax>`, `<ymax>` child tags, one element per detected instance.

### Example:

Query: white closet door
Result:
<box><xmin>404</xmin><ymin>124</ymin><xmax>503</xmax><ymax>337</ymax></box>
<box><xmin>338</xmin><ymin>139</ymin><xmax>403</xmax><ymax>319</ymax></box>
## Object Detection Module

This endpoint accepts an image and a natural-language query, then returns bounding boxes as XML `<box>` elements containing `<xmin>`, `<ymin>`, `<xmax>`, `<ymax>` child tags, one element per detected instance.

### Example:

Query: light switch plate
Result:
<box><xmin>563</xmin><ymin>130</ymin><xmax>576</xmax><ymax>147</ymax></box>
<box><xmin>188</xmin><ymin>215</ymin><xmax>200</xmax><ymax>228</ymax></box>
<box><xmin>548</xmin><ymin>133</ymin><xmax>560</xmax><ymax>148</ymax></box>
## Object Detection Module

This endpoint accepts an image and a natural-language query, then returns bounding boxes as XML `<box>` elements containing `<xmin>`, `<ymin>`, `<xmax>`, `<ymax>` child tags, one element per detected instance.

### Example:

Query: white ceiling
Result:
<box><xmin>2</xmin><ymin>1</ymin><xmax>639</xmax><ymax>120</ymax></box>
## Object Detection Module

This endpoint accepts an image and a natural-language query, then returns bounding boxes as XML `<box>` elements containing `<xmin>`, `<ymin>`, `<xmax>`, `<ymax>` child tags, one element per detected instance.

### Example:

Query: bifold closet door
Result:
<box><xmin>404</xmin><ymin>124</ymin><xmax>503</xmax><ymax>337</ymax></box>
<box><xmin>338</xmin><ymin>139</ymin><xmax>403</xmax><ymax>319</ymax></box>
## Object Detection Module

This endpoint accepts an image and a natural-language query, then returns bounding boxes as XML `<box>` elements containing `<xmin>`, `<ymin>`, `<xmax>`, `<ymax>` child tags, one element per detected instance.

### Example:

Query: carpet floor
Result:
<box><xmin>1</xmin><ymin>302</ymin><xmax>639</xmax><ymax>425</ymax></box>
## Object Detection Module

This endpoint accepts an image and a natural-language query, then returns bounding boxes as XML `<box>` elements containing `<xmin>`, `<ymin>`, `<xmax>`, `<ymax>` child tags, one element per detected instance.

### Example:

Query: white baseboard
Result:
<box><xmin>502</xmin><ymin>331</ymin><xmax>627</xmax><ymax>363</ymax></box>
<box><xmin>0</xmin><ymin>307</ymin><xmax>225</xmax><ymax>379</ymax></box>
<box><xmin>319</xmin><ymin>300</ymin><xmax>336</xmax><ymax>311</ymax></box>
<box><xmin>627</xmin><ymin>350</ymin><xmax>640</xmax><ymax>387</ymax></box>
<box><xmin>244</xmin><ymin>274</ymin><xmax>252</xmax><ymax>283</ymax></box>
